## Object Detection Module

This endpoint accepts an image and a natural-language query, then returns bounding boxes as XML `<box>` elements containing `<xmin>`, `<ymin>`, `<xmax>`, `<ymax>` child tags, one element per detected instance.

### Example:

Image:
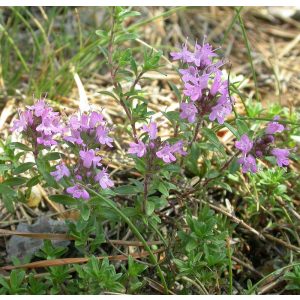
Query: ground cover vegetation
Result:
<box><xmin>0</xmin><ymin>6</ymin><xmax>300</xmax><ymax>295</ymax></box>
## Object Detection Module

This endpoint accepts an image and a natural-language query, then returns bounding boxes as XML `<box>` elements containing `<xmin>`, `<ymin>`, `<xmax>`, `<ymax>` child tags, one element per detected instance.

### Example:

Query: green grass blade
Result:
<box><xmin>235</xmin><ymin>7</ymin><xmax>260</xmax><ymax>102</ymax></box>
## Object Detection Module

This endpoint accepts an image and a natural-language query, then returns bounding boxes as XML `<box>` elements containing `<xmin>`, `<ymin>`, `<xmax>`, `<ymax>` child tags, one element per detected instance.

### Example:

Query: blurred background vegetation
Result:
<box><xmin>0</xmin><ymin>6</ymin><xmax>299</xmax><ymax>106</ymax></box>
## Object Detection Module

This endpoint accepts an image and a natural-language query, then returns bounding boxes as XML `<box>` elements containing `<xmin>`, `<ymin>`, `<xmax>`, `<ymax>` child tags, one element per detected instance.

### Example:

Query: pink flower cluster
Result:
<box><xmin>12</xmin><ymin>100</ymin><xmax>114</xmax><ymax>200</ymax></box>
<box><xmin>235</xmin><ymin>117</ymin><xmax>290</xmax><ymax>173</ymax></box>
<box><xmin>128</xmin><ymin>122</ymin><xmax>187</xmax><ymax>163</ymax></box>
<box><xmin>11</xmin><ymin>100</ymin><xmax>65</xmax><ymax>147</ymax></box>
<box><xmin>171</xmin><ymin>41</ymin><xmax>232</xmax><ymax>125</ymax></box>
<box><xmin>59</xmin><ymin>111</ymin><xmax>114</xmax><ymax>199</ymax></box>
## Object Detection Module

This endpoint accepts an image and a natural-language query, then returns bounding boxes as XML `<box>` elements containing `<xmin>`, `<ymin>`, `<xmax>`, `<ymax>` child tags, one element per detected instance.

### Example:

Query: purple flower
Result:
<box><xmin>66</xmin><ymin>184</ymin><xmax>90</xmax><ymax>200</ymax></box>
<box><xmin>142</xmin><ymin>122</ymin><xmax>157</xmax><ymax>140</ymax></box>
<box><xmin>170</xmin><ymin>43</ymin><xmax>193</xmax><ymax>63</ymax></box>
<box><xmin>179</xmin><ymin>66</ymin><xmax>198</xmax><ymax>84</ymax></box>
<box><xmin>238</xmin><ymin>154</ymin><xmax>258</xmax><ymax>173</ymax></box>
<box><xmin>80</xmin><ymin>114</ymin><xmax>90</xmax><ymax>131</ymax></box>
<box><xmin>209</xmin><ymin>95</ymin><xmax>232</xmax><ymax>124</ymax></box>
<box><xmin>69</xmin><ymin>115</ymin><xmax>81</xmax><ymax>131</ymax></box>
<box><xmin>235</xmin><ymin>134</ymin><xmax>253</xmax><ymax>154</ymax></box>
<box><xmin>95</xmin><ymin>168</ymin><xmax>114</xmax><ymax>189</ymax></box>
<box><xmin>183</xmin><ymin>75</ymin><xmax>209</xmax><ymax>101</ymax></box>
<box><xmin>96</xmin><ymin>125</ymin><xmax>113</xmax><ymax>147</ymax></box>
<box><xmin>156</xmin><ymin>144</ymin><xmax>176</xmax><ymax>163</ymax></box>
<box><xmin>37</xmin><ymin>134</ymin><xmax>57</xmax><ymax>146</ymax></box>
<box><xmin>11</xmin><ymin>110</ymin><xmax>33</xmax><ymax>132</ymax></box>
<box><xmin>265</xmin><ymin>116</ymin><xmax>285</xmax><ymax>134</ymax></box>
<box><xmin>79</xmin><ymin>149</ymin><xmax>102</xmax><ymax>168</ymax></box>
<box><xmin>27</xmin><ymin>99</ymin><xmax>47</xmax><ymax>117</ymax></box>
<box><xmin>50</xmin><ymin>163</ymin><xmax>70</xmax><ymax>181</ymax></box>
<box><xmin>271</xmin><ymin>148</ymin><xmax>289</xmax><ymax>167</ymax></box>
<box><xmin>180</xmin><ymin>102</ymin><xmax>198</xmax><ymax>123</ymax></box>
<box><xmin>210</xmin><ymin>72</ymin><xmax>227</xmax><ymax>96</ymax></box>
<box><xmin>128</xmin><ymin>140</ymin><xmax>147</xmax><ymax>157</ymax></box>
<box><xmin>183</xmin><ymin>82</ymin><xmax>202</xmax><ymax>101</ymax></box>
<box><xmin>89</xmin><ymin>111</ymin><xmax>104</xmax><ymax>128</ymax></box>
<box><xmin>171</xmin><ymin>140</ymin><xmax>187</xmax><ymax>156</ymax></box>
<box><xmin>194</xmin><ymin>43</ymin><xmax>217</xmax><ymax>68</ymax></box>
<box><xmin>64</xmin><ymin>130</ymin><xmax>84</xmax><ymax>145</ymax></box>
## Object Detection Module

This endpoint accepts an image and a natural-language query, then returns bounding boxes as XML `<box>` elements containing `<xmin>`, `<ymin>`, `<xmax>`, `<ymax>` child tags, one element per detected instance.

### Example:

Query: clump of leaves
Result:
<box><xmin>174</xmin><ymin>206</ymin><xmax>229</xmax><ymax>292</ymax></box>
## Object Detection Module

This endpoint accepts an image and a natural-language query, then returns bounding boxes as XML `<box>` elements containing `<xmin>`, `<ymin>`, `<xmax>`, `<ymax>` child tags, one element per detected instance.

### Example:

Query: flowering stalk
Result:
<box><xmin>235</xmin><ymin>116</ymin><xmax>290</xmax><ymax>173</ymax></box>
<box><xmin>12</xmin><ymin>100</ymin><xmax>115</xmax><ymax>201</ymax></box>
<box><xmin>107</xmin><ymin>8</ymin><xmax>139</xmax><ymax>142</ymax></box>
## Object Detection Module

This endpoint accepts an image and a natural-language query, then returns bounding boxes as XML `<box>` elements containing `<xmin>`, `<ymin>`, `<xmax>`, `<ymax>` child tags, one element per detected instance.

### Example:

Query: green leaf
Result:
<box><xmin>114</xmin><ymin>185</ymin><xmax>139</xmax><ymax>195</ymax></box>
<box><xmin>158</xmin><ymin>182</ymin><xmax>169</xmax><ymax>197</ymax></box>
<box><xmin>168</xmin><ymin>81</ymin><xmax>181</xmax><ymax>102</ymax></box>
<box><xmin>3</xmin><ymin>177</ymin><xmax>27</xmax><ymax>186</ymax></box>
<box><xmin>36</xmin><ymin>157</ymin><xmax>57</xmax><ymax>188</ymax></box>
<box><xmin>202</xmin><ymin>127</ymin><xmax>226</xmax><ymax>156</ymax></box>
<box><xmin>146</xmin><ymin>201</ymin><xmax>155</xmax><ymax>216</ymax></box>
<box><xmin>13</xmin><ymin>162</ymin><xmax>35</xmax><ymax>175</ymax></box>
<box><xmin>10</xmin><ymin>270</ymin><xmax>25</xmax><ymax>290</ymax></box>
<box><xmin>224</xmin><ymin>122</ymin><xmax>240</xmax><ymax>138</ymax></box>
<box><xmin>26</xmin><ymin>175</ymin><xmax>41</xmax><ymax>188</ymax></box>
<box><xmin>0</xmin><ymin>183</ymin><xmax>16</xmax><ymax>196</ymax></box>
<box><xmin>9</xmin><ymin>142</ymin><xmax>32</xmax><ymax>152</ymax></box>
<box><xmin>119</xmin><ymin>10</ymin><xmax>141</xmax><ymax>19</ymax></box>
<box><xmin>236</xmin><ymin>119</ymin><xmax>249</xmax><ymax>135</ymax></box>
<box><xmin>0</xmin><ymin>164</ymin><xmax>11</xmax><ymax>172</ymax></box>
<box><xmin>130</xmin><ymin>57</ymin><xmax>138</xmax><ymax>75</ymax></box>
<box><xmin>0</xmin><ymin>276</ymin><xmax>10</xmax><ymax>290</ymax></box>
<box><xmin>81</xmin><ymin>203</ymin><xmax>90</xmax><ymax>221</ymax></box>
<box><xmin>99</xmin><ymin>91</ymin><xmax>119</xmax><ymax>101</ymax></box>
<box><xmin>115</xmin><ymin>33</ymin><xmax>138</xmax><ymax>44</ymax></box>
<box><xmin>49</xmin><ymin>194</ymin><xmax>78</xmax><ymax>206</ymax></box>
<box><xmin>44</xmin><ymin>152</ymin><xmax>64</xmax><ymax>161</ymax></box>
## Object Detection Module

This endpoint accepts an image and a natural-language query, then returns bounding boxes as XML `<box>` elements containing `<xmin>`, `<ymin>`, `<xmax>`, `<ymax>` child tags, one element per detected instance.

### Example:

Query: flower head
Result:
<box><xmin>235</xmin><ymin>134</ymin><xmax>253</xmax><ymax>154</ymax></box>
<box><xmin>128</xmin><ymin>140</ymin><xmax>147</xmax><ymax>158</ymax></box>
<box><xmin>238</xmin><ymin>154</ymin><xmax>258</xmax><ymax>173</ymax></box>
<box><xmin>271</xmin><ymin>148</ymin><xmax>289</xmax><ymax>167</ymax></box>
<box><xmin>79</xmin><ymin>149</ymin><xmax>102</xmax><ymax>169</ymax></box>
<box><xmin>66</xmin><ymin>184</ymin><xmax>89</xmax><ymax>200</ymax></box>
<box><xmin>210</xmin><ymin>71</ymin><xmax>227</xmax><ymax>96</ymax></box>
<box><xmin>11</xmin><ymin>110</ymin><xmax>33</xmax><ymax>133</ymax></box>
<box><xmin>179</xmin><ymin>66</ymin><xmax>198</xmax><ymax>84</ymax></box>
<box><xmin>156</xmin><ymin>144</ymin><xmax>176</xmax><ymax>163</ymax></box>
<box><xmin>96</xmin><ymin>125</ymin><xmax>113</xmax><ymax>147</ymax></box>
<box><xmin>209</xmin><ymin>94</ymin><xmax>232</xmax><ymax>125</ymax></box>
<box><xmin>50</xmin><ymin>163</ymin><xmax>70</xmax><ymax>181</ymax></box>
<box><xmin>266</xmin><ymin>116</ymin><xmax>285</xmax><ymax>134</ymax></box>
<box><xmin>170</xmin><ymin>43</ymin><xmax>193</xmax><ymax>63</ymax></box>
<box><xmin>142</xmin><ymin>122</ymin><xmax>157</xmax><ymax>140</ymax></box>
<box><xmin>171</xmin><ymin>140</ymin><xmax>187</xmax><ymax>156</ymax></box>
<box><xmin>95</xmin><ymin>168</ymin><xmax>114</xmax><ymax>189</ymax></box>
<box><xmin>89</xmin><ymin>111</ymin><xmax>104</xmax><ymax>128</ymax></box>
<box><xmin>180</xmin><ymin>102</ymin><xmax>198</xmax><ymax>123</ymax></box>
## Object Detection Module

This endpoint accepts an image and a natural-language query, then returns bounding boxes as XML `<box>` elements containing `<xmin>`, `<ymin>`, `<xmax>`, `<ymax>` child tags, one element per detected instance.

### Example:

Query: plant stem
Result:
<box><xmin>227</xmin><ymin>237</ymin><xmax>233</xmax><ymax>295</ymax></box>
<box><xmin>107</xmin><ymin>8</ymin><xmax>138</xmax><ymax>142</ymax></box>
<box><xmin>83</xmin><ymin>186</ymin><xmax>169</xmax><ymax>294</ymax></box>
<box><xmin>236</xmin><ymin>8</ymin><xmax>260</xmax><ymax>102</ymax></box>
<box><xmin>143</xmin><ymin>173</ymin><xmax>150</xmax><ymax>214</ymax></box>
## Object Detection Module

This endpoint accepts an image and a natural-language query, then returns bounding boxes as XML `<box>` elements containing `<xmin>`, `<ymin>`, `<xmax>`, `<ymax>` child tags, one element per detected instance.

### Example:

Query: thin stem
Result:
<box><xmin>236</xmin><ymin>7</ymin><xmax>260</xmax><ymax>102</ymax></box>
<box><xmin>190</xmin><ymin>118</ymin><xmax>202</xmax><ymax>146</ymax></box>
<box><xmin>107</xmin><ymin>8</ymin><xmax>138</xmax><ymax>142</ymax></box>
<box><xmin>246</xmin><ymin>262</ymin><xmax>300</xmax><ymax>294</ymax></box>
<box><xmin>83</xmin><ymin>185</ymin><xmax>169</xmax><ymax>294</ymax></box>
<box><xmin>238</xmin><ymin>116</ymin><xmax>300</xmax><ymax>127</ymax></box>
<box><xmin>227</xmin><ymin>237</ymin><xmax>233</xmax><ymax>295</ymax></box>
<box><xmin>143</xmin><ymin>173</ymin><xmax>150</xmax><ymax>214</ymax></box>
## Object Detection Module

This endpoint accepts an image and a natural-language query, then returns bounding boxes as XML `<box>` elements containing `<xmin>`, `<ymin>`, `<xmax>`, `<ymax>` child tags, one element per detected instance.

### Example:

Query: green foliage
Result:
<box><xmin>174</xmin><ymin>206</ymin><xmax>229</xmax><ymax>289</ymax></box>
<box><xmin>285</xmin><ymin>265</ymin><xmax>300</xmax><ymax>292</ymax></box>
<box><xmin>74</xmin><ymin>257</ymin><xmax>124</xmax><ymax>294</ymax></box>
